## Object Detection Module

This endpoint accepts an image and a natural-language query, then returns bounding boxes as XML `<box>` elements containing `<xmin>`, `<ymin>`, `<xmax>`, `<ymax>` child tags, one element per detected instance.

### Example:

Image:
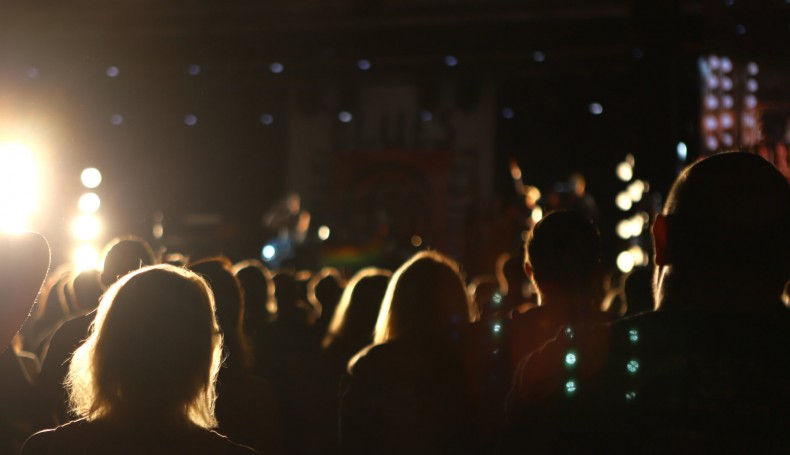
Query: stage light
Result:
<box><xmin>745</xmin><ymin>95</ymin><xmax>757</xmax><ymax>109</ymax></box>
<box><xmin>338</xmin><ymin>111</ymin><xmax>353</xmax><ymax>123</ymax></box>
<box><xmin>269</xmin><ymin>62</ymin><xmax>284</xmax><ymax>74</ymax></box>
<box><xmin>616</xmin><ymin>192</ymin><xmax>633</xmax><ymax>211</ymax></box>
<box><xmin>106</xmin><ymin>66</ymin><xmax>120</xmax><ymax>78</ymax></box>
<box><xmin>703</xmin><ymin>115</ymin><xmax>717</xmax><ymax>131</ymax></box>
<box><xmin>81</xmin><ymin>168</ymin><xmax>102</xmax><ymax>188</ymax></box>
<box><xmin>706</xmin><ymin>76</ymin><xmax>719</xmax><ymax>89</ymax></box>
<box><xmin>629</xmin><ymin>245</ymin><xmax>646</xmax><ymax>266</ymax></box>
<box><xmin>184</xmin><ymin>115</ymin><xmax>197</xmax><ymax>126</ymax></box>
<box><xmin>318</xmin><ymin>225</ymin><xmax>330</xmax><ymax>241</ymax></box>
<box><xmin>420</xmin><ymin>111</ymin><xmax>433</xmax><ymax>122</ymax></box>
<box><xmin>616</xmin><ymin>162</ymin><xmax>633</xmax><ymax>182</ymax></box>
<box><xmin>78</xmin><ymin>193</ymin><xmax>101</xmax><ymax>214</ymax></box>
<box><xmin>626</xmin><ymin>359</ymin><xmax>640</xmax><ymax>374</ymax></box>
<box><xmin>565</xmin><ymin>379</ymin><xmax>577</xmax><ymax>396</ymax></box>
<box><xmin>721</xmin><ymin>56</ymin><xmax>733</xmax><ymax>72</ymax></box>
<box><xmin>73</xmin><ymin>215</ymin><xmax>101</xmax><ymax>241</ymax></box>
<box><xmin>262</xmin><ymin>244</ymin><xmax>276</xmax><ymax>261</ymax></box>
<box><xmin>720</xmin><ymin>112</ymin><xmax>734</xmax><ymax>129</ymax></box>
<box><xmin>501</xmin><ymin>107</ymin><xmax>514</xmax><ymax>119</ymax></box>
<box><xmin>74</xmin><ymin>244</ymin><xmax>100</xmax><ymax>272</ymax></box>
<box><xmin>110</xmin><ymin>114</ymin><xmax>123</xmax><ymax>126</ymax></box>
<box><xmin>721</xmin><ymin>95</ymin><xmax>734</xmax><ymax>109</ymax></box>
<box><xmin>444</xmin><ymin>55</ymin><xmax>458</xmax><ymax>67</ymax></box>
<box><xmin>531</xmin><ymin>206</ymin><xmax>543</xmax><ymax>224</ymax></box>
<box><xmin>676</xmin><ymin>142</ymin><xmax>688</xmax><ymax>162</ymax></box>
<box><xmin>627</xmin><ymin>180</ymin><xmax>645</xmax><ymax>202</ymax></box>
<box><xmin>0</xmin><ymin>142</ymin><xmax>38</xmax><ymax>232</ymax></box>
<box><xmin>357</xmin><ymin>59</ymin><xmax>371</xmax><ymax>71</ymax></box>
<box><xmin>705</xmin><ymin>136</ymin><xmax>718</xmax><ymax>151</ymax></box>
<box><xmin>410</xmin><ymin>235</ymin><xmax>423</xmax><ymax>247</ymax></box>
<box><xmin>533</xmin><ymin>51</ymin><xmax>546</xmax><ymax>62</ymax></box>
<box><xmin>721</xmin><ymin>133</ymin><xmax>734</xmax><ymax>147</ymax></box>
<box><xmin>187</xmin><ymin>64</ymin><xmax>201</xmax><ymax>76</ymax></box>
<box><xmin>617</xmin><ymin>251</ymin><xmax>635</xmax><ymax>273</ymax></box>
<box><xmin>708</xmin><ymin>55</ymin><xmax>720</xmax><ymax>70</ymax></box>
<box><xmin>721</xmin><ymin>77</ymin><xmax>733</xmax><ymax>92</ymax></box>
<box><xmin>589</xmin><ymin>103</ymin><xmax>603</xmax><ymax>115</ymax></box>
<box><xmin>26</xmin><ymin>67</ymin><xmax>39</xmax><ymax>79</ymax></box>
<box><xmin>260</xmin><ymin>114</ymin><xmax>274</xmax><ymax>126</ymax></box>
<box><xmin>704</xmin><ymin>95</ymin><xmax>718</xmax><ymax>110</ymax></box>
<box><xmin>747</xmin><ymin>79</ymin><xmax>759</xmax><ymax>93</ymax></box>
<box><xmin>747</xmin><ymin>62</ymin><xmax>759</xmax><ymax>76</ymax></box>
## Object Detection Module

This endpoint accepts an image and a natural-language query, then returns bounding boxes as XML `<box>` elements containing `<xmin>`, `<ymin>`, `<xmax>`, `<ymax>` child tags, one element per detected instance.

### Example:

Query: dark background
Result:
<box><xmin>1</xmin><ymin>0</ymin><xmax>788</xmax><ymax>272</ymax></box>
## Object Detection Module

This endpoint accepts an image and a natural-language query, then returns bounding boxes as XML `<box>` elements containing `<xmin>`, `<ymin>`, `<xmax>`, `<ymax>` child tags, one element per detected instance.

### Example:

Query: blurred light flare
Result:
<box><xmin>184</xmin><ymin>115</ymin><xmax>198</xmax><ymax>126</ymax></box>
<box><xmin>110</xmin><ymin>114</ymin><xmax>124</xmax><ymax>126</ymax></box>
<box><xmin>338</xmin><ymin>111</ymin><xmax>353</xmax><ymax>123</ymax></box>
<box><xmin>74</xmin><ymin>244</ymin><xmax>100</xmax><ymax>272</ymax></box>
<box><xmin>589</xmin><ymin>103</ymin><xmax>603</xmax><ymax>115</ymax></box>
<box><xmin>81</xmin><ymin>168</ymin><xmax>102</xmax><ymax>188</ymax></box>
<box><xmin>444</xmin><ymin>55</ymin><xmax>458</xmax><ymax>67</ymax></box>
<box><xmin>676</xmin><ymin>142</ymin><xmax>688</xmax><ymax>162</ymax></box>
<box><xmin>106</xmin><ymin>66</ymin><xmax>120</xmax><ymax>78</ymax></box>
<box><xmin>73</xmin><ymin>215</ymin><xmax>101</xmax><ymax>241</ymax></box>
<box><xmin>410</xmin><ymin>235</ymin><xmax>423</xmax><ymax>247</ymax></box>
<box><xmin>78</xmin><ymin>193</ymin><xmax>101</xmax><ymax>213</ymax></box>
<box><xmin>262</xmin><ymin>245</ymin><xmax>276</xmax><ymax>261</ymax></box>
<box><xmin>260</xmin><ymin>114</ymin><xmax>274</xmax><ymax>126</ymax></box>
<box><xmin>318</xmin><ymin>225</ymin><xmax>331</xmax><ymax>241</ymax></box>
<box><xmin>617</xmin><ymin>251</ymin><xmax>636</xmax><ymax>273</ymax></box>
<box><xmin>269</xmin><ymin>62</ymin><xmax>284</xmax><ymax>74</ymax></box>
<box><xmin>357</xmin><ymin>59</ymin><xmax>371</xmax><ymax>71</ymax></box>
<box><xmin>616</xmin><ymin>162</ymin><xmax>633</xmax><ymax>182</ymax></box>
<box><xmin>0</xmin><ymin>142</ymin><xmax>39</xmax><ymax>232</ymax></box>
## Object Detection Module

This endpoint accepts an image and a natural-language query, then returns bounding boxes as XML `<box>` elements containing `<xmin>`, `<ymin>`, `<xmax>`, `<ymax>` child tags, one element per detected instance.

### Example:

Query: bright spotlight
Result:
<box><xmin>74</xmin><ymin>244</ymin><xmax>100</xmax><ymax>271</ymax></box>
<box><xmin>616</xmin><ymin>192</ymin><xmax>633</xmax><ymax>211</ymax></box>
<box><xmin>629</xmin><ymin>245</ymin><xmax>647</xmax><ymax>266</ymax></box>
<box><xmin>0</xmin><ymin>142</ymin><xmax>38</xmax><ymax>232</ymax></box>
<box><xmin>81</xmin><ymin>168</ymin><xmax>102</xmax><ymax>189</ymax></box>
<box><xmin>73</xmin><ymin>215</ymin><xmax>101</xmax><ymax>241</ymax></box>
<box><xmin>78</xmin><ymin>193</ymin><xmax>101</xmax><ymax>213</ymax></box>
<box><xmin>531</xmin><ymin>206</ymin><xmax>544</xmax><ymax>223</ymax></box>
<box><xmin>676</xmin><ymin>142</ymin><xmax>688</xmax><ymax>162</ymax></box>
<box><xmin>627</xmin><ymin>180</ymin><xmax>645</xmax><ymax>202</ymax></box>
<box><xmin>616</xmin><ymin>162</ymin><xmax>633</xmax><ymax>182</ymax></box>
<box><xmin>318</xmin><ymin>225</ymin><xmax>330</xmax><ymax>241</ymax></box>
<box><xmin>262</xmin><ymin>244</ymin><xmax>276</xmax><ymax>261</ymax></box>
<box><xmin>617</xmin><ymin>251</ymin><xmax>635</xmax><ymax>273</ymax></box>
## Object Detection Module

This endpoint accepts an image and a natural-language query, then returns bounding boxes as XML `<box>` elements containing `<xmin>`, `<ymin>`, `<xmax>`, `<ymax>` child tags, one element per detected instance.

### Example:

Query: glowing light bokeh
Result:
<box><xmin>78</xmin><ymin>193</ymin><xmax>101</xmax><ymax>213</ymax></box>
<box><xmin>318</xmin><ymin>225</ymin><xmax>331</xmax><ymax>241</ymax></box>
<box><xmin>74</xmin><ymin>244</ymin><xmax>100</xmax><ymax>271</ymax></box>
<box><xmin>262</xmin><ymin>244</ymin><xmax>276</xmax><ymax>261</ymax></box>
<box><xmin>0</xmin><ymin>142</ymin><xmax>38</xmax><ymax>232</ymax></box>
<box><xmin>81</xmin><ymin>168</ymin><xmax>102</xmax><ymax>189</ymax></box>
<box><xmin>616</xmin><ymin>192</ymin><xmax>633</xmax><ymax>211</ymax></box>
<box><xmin>73</xmin><ymin>215</ymin><xmax>101</xmax><ymax>241</ymax></box>
<box><xmin>617</xmin><ymin>251</ymin><xmax>635</xmax><ymax>273</ymax></box>
<box><xmin>410</xmin><ymin>235</ymin><xmax>423</xmax><ymax>247</ymax></box>
<box><xmin>676</xmin><ymin>142</ymin><xmax>688</xmax><ymax>162</ymax></box>
<box><xmin>616</xmin><ymin>162</ymin><xmax>633</xmax><ymax>182</ymax></box>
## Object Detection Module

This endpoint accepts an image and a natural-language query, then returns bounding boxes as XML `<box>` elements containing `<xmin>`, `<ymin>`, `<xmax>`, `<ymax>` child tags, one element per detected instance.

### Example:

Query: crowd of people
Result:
<box><xmin>0</xmin><ymin>150</ymin><xmax>788</xmax><ymax>454</ymax></box>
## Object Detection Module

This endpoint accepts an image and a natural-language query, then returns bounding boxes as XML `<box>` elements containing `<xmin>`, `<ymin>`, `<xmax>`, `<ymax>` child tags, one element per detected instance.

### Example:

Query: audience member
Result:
<box><xmin>21</xmin><ymin>265</ymin><xmax>257</xmax><ymax>454</ymax></box>
<box><xmin>339</xmin><ymin>251</ymin><xmax>480</xmax><ymax>454</ymax></box>
<box><xmin>507</xmin><ymin>152</ymin><xmax>790</xmax><ymax>453</ymax></box>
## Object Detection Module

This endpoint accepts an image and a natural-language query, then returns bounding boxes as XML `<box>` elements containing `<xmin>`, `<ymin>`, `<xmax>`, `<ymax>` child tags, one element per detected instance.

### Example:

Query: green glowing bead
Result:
<box><xmin>565</xmin><ymin>351</ymin><xmax>577</xmax><ymax>367</ymax></box>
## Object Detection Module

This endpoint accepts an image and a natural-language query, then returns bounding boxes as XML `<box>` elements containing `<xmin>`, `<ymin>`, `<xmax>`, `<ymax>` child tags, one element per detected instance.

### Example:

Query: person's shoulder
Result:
<box><xmin>200</xmin><ymin>429</ymin><xmax>259</xmax><ymax>455</ymax></box>
<box><xmin>21</xmin><ymin>419</ymin><xmax>89</xmax><ymax>455</ymax></box>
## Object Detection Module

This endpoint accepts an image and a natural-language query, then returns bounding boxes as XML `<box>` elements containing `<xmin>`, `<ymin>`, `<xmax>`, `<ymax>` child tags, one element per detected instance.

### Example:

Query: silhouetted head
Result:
<box><xmin>525</xmin><ymin>210</ymin><xmax>602</xmax><ymax>296</ymax></box>
<box><xmin>653</xmin><ymin>152</ymin><xmax>790</xmax><ymax>309</ymax></box>
<box><xmin>323</xmin><ymin>268</ymin><xmax>390</xmax><ymax>350</ymax></box>
<box><xmin>190</xmin><ymin>257</ymin><xmax>252</xmax><ymax>369</ymax></box>
<box><xmin>272</xmin><ymin>271</ymin><xmax>310</xmax><ymax>325</ymax></box>
<box><xmin>66</xmin><ymin>265</ymin><xmax>222</xmax><ymax>428</ymax></box>
<box><xmin>374</xmin><ymin>251</ymin><xmax>477</xmax><ymax>344</ymax></box>
<box><xmin>308</xmin><ymin>268</ymin><xmax>343</xmax><ymax>323</ymax></box>
<box><xmin>232</xmin><ymin>259</ymin><xmax>276</xmax><ymax>328</ymax></box>
<box><xmin>468</xmin><ymin>275</ymin><xmax>499</xmax><ymax>319</ymax></box>
<box><xmin>71</xmin><ymin>269</ymin><xmax>104</xmax><ymax>313</ymax></box>
<box><xmin>100</xmin><ymin>236</ymin><xmax>156</xmax><ymax>288</ymax></box>
<box><xmin>623</xmin><ymin>267</ymin><xmax>654</xmax><ymax>315</ymax></box>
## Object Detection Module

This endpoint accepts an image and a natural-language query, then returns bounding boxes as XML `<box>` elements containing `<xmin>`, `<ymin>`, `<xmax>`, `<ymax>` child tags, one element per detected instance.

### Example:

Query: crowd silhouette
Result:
<box><xmin>0</xmin><ymin>150</ymin><xmax>788</xmax><ymax>454</ymax></box>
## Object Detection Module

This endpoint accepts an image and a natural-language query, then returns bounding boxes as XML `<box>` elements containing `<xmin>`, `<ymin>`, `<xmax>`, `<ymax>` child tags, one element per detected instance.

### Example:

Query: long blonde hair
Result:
<box><xmin>66</xmin><ymin>264</ymin><xmax>223</xmax><ymax>428</ymax></box>
<box><xmin>374</xmin><ymin>251</ymin><xmax>477</xmax><ymax>344</ymax></box>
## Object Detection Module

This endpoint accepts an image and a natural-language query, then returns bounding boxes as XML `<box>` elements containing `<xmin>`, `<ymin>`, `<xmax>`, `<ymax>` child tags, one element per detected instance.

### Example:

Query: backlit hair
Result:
<box><xmin>374</xmin><ymin>251</ymin><xmax>477</xmax><ymax>344</ymax></box>
<box><xmin>66</xmin><ymin>264</ymin><xmax>222</xmax><ymax>428</ymax></box>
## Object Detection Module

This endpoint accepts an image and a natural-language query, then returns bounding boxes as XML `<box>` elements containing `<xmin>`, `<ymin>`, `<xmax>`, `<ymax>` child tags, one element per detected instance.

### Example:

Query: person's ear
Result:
<box><xmin>652</xmin><ymin>214</ymin><xmax>669</xmax><ymax>266</ymax></box>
